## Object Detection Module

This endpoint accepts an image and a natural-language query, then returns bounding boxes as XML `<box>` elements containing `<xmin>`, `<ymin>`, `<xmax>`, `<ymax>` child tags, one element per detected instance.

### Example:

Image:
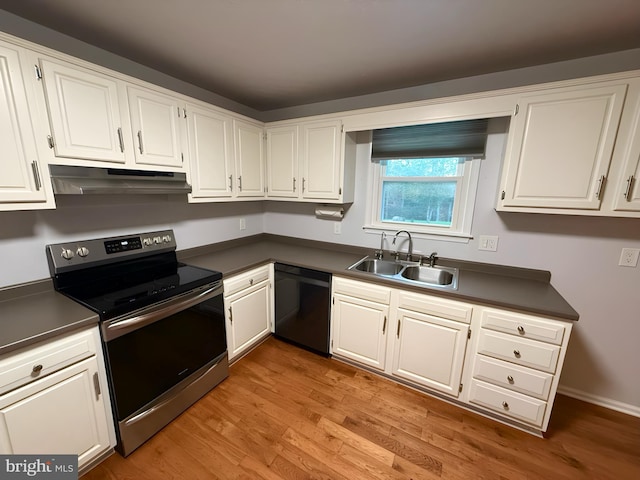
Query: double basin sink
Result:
<box><xmin>347</xmin><ymin>256</ymin><xmax>458</xmax><ymax>290</ymax></box>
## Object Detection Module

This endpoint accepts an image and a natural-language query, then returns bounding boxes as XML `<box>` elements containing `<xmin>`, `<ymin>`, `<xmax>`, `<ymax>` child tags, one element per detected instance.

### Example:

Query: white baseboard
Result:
<box><xmin>557</xmin><ymin>386</ymin><xmax>640</xmax><ymax>418</ymax></box>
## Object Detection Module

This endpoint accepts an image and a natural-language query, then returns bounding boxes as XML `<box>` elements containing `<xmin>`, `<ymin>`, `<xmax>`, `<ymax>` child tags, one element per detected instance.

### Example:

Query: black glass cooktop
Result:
<box><xmin>53</xmin><ymin>252</ymin><xmax>222</xmax><ymax>320</ymax></box>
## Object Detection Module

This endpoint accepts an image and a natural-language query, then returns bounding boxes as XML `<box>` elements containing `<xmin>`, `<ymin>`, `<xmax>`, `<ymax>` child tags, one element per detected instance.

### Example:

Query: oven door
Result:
<box><xmin>101</xmin><ymin>281</ymin><xmax>228</xmax><ymax>455</ymax></box>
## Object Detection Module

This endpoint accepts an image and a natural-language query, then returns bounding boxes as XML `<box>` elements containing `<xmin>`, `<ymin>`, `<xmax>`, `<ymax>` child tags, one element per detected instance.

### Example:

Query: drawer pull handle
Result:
<box><xmin>32</xmin><ymin>364</ymin><xmax>43</xmax><ymax>375</ymax></box>
<box><xmin>513</xmin><ymin>350</ymin><xmax>521</xmax><ymax>358</ymax></box>
<box><xmin>517</xmin><ymin>325</ymin><xmax>525</xmax><ymax>334</ymax></box>
<box><xmin>249</xmin><ymin>278</ymin><xmax>254</xmax><ymax>286</ymax></box>
<box><xmin>507</xmin><ymin>375</ymin><xmax>514</xmax><ymax>384</ymax></box>
<box><xmin>502</xmin><ymin>401</ymin><xmax>509</xmax><ymax>410</ymax></box>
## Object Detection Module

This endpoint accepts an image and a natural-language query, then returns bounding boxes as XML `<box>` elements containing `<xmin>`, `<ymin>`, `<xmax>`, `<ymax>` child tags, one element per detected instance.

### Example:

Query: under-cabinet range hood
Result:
<box><xmin>49</xmin><ymin>165</ymin><xmax>192</xmax><ymax>195</ymax></box>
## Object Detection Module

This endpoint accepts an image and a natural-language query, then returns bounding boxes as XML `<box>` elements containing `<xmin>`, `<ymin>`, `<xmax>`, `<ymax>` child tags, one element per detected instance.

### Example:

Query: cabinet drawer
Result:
<box><xmin>472</xmin><ymin>355</ymin><xmax>553</xmax><ymax>400</ymax></box>
<box><xmin>224</xmin><ymin>264</ymin><xmax>271</xmax><ymax>297</ymax></box>
<box><xmin>480</xmin><ymin>309</ymin><xmax>565</xmax><ymax>345</ymax></box>
<box><xmin>396</xmin><ymin>291</ymin><xmax>472</xmax><ymax>323</ymax></box>
<box><xmin>0</xmin><ymin>328</ymin><xmax>97</xmax><ymax>395</ymax></box>
<box><xmin>333</xmin><ymin>277</ymin><xmax>391</xmax><ymax>304</ymax></box>
<box><xmin>477</xmin><ymin>329</ymin><xmax>560</xmax><ymax>373</ymax></box>
<box><xmin>468</xmin><ymin>379</ymin><xmax>547</xmax><ymax>427</ymax></box>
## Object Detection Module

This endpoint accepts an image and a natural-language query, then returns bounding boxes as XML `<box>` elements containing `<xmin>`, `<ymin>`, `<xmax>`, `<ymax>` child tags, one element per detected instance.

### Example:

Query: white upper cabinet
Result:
<box><xmin>266</xmin><ymin>125</ymin><xmax>298</xmax><ymax>198</ymax></box>
<box><xmin>611</xmin><ymin>78</ymin><xmax>640</xmax><ymax>212</ymax></box>
<box><xmin>233</xmin><ymin>119</ymin><xmax>265</xmax><ymax>198</ymax></box>
<box><xmin>499</xmin><ymin>82</ymin><xmax>627</xmax><ymax>210</ymax></box>
<box><xmin>39</xmin><ymin>58</ymin><xmax>127</xmax><ymax>164</ymax></box>
<box><xmin>127</xmin><ymin>86</ymin><xmax>185</xmax><ymax>168</ymax></box>
<box><xmin>301</xmin><ymin>119</ymin><xmax>343</xmax><ymax>201</ymax></box>
<box><xmin>265</xmin><ymin>119</ymin><xmax>355</xmax><ymax>203</ymax></box>
<box><xmin>0</xmin><ymin>41</ymin><xmax>53</xmax><ymax>210</ymax></box>
<box><xmin>186</xmin><ymin>103</ymin><xmax>234</xmax><ymax>199</ymax></box>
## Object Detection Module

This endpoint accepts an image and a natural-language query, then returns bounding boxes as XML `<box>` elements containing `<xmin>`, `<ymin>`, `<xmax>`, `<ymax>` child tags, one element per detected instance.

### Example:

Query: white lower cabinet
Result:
<box><xmin>392</xmin><ymin>307</ymin><xmax>469</xmax><ymax>397</ymax></box>
<box><xmin>0</xmin><ymin>326</ymin><xmax>115</xmax><ymax>472</ymax></box>
<box><xmin>223</xmin><ymin>264</ymin><xmax>273</xmax><ymax>362</ymax></box>
<box><xmin>463</xmin><ymin>307</ymin><xmax>572</xmax><ymax>431</ymax></box>
<box><xmin>331</xmin><ymin>276</ymin><xmax>573</xmax><ymax>433</ymax></box>
<box><xmin>332</xmin><ymin>295</ymin><xmax>389</xmax><ymax>370</ymax></box>
<box><xmin>331</xmin><ymin>277</ymin><xmax>472</xmax><ymax>397</ymax></box>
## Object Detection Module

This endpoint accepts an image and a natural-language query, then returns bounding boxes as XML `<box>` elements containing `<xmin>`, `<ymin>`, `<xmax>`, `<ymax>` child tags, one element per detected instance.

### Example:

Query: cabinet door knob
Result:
<box><xmin>32</xmin><ymin>364</ymin><xmax>43</xmax><ymax>375</ymax></box>
<box><xmin>502</xmin><ymin>401</ymin><xmax>509</xmax><ymax>410</ymax></box>
<box><xmin>507</xmin><ymin>375</ymin><xmax>514</xmax><ymax>383</ymax></box>
<box><xmin>517</xmin><ymin>325</ymin><xmax>525</xmax><ymax>334</ymax></box>
<box><xmin>513</xmin><ymin>350</ymin><xmax>521</xmax><ymax>358</ymax></box>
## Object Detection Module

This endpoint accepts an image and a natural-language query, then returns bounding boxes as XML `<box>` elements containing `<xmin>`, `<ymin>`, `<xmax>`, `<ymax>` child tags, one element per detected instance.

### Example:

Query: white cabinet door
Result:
<box><xmin>0</xmin><ymin>357</ymin><xmax>111</xmax><ymax>470</ymax></box>
<box><xmin>332</xmin><ymin>293</ymin><xmax>389</xmax><ymax>371</ymax></box>
<box><xmin>186</xmin><ymin>103</ymin><xmax>234</xmax><ymax>199</ymax></box>
<box><xmin>500</xmin><ymin>82</ymin><xmax>627</xmax><ymax>210</ymax></box>
<box><xmin>301</xmin><ymin>120</ymin><xmax>342</xmax><ymax>201</ymax></box>
<box><xmin>39</xmin><ymin>58</ymin><xmax>127</xmax><ymax>164</ymax></box>
<box><xmin>233</xmin><ymin>119</ymin><xmax>265</xmax><ymax>198</ymax></box>
<box><xmin>266</xmin><ymin>125</ymin><xmax>298</xmax><ymax>198</ymax></box>
<box><xmin>0</xmin><ymin>43</ymin><xmax>49</xmax><ymax>206</ymax></box>
<box><xmin>392</xmin><ymin>308</ymin><xmax>469</xmax><ymax>397</ymax></box>
<box><xmin>128</xmin><ymin>86</ymin><xmax>184</xmax><ymax>168</ymax></box>
<box><xmin>225</xmin><ymin>280</ymin><xmax>271</xmax><ymax>362</ymax></box>
<box><xmin>612</xmin><ymin>81</ymin><xmax>640</xmax><ymax>212</ymax></box>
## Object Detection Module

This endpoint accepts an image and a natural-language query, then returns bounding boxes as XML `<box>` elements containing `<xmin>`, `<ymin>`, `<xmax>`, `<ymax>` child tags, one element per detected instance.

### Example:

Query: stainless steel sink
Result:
<box><xmin>347</xmin><ymin>256</ymin><xmax>458</xmax><ymax>289</ymax></box>
<box><xmin>351</xmin><ymin>258</ymin><xmax>404</xmax><ymax>275</ymax></box>
<box><xmin>401</xmin><ymin>265</ymin><xmax>454</xmax><ymax>286</ymax></box>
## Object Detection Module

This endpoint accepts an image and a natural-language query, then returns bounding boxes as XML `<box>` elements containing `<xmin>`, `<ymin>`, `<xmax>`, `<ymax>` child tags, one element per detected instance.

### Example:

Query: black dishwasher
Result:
<box><xmin>274</xmin><ymin>263</ymin><xmax>331</xmax><ymax>356</ymax></box>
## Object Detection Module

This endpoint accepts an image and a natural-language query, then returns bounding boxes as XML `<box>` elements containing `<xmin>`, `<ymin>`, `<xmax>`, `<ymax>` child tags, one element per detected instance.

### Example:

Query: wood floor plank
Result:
<box><xmin>82</xmin><ymin>338</ymin><xmax>640</xmax><ymax>480</ymax></box>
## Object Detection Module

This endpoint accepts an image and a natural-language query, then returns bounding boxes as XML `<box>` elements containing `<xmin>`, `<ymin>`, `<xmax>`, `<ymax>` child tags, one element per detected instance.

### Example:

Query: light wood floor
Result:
<box><xmin>83</xmin><ymin>337</ymin><xmax>640</xmax><ymax>479</ymax></box>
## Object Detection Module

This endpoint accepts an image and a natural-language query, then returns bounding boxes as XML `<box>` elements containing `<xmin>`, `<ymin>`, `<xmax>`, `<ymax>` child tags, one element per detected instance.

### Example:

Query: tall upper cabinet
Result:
<box><xmin>497</xmin><ymin>76</ymin><xmax>640</xmax><ymax>217</ymax></box>
<box><xmin>0</xmin><ymin>40</ymin><xmax>54</xmax><ymax>211</ymax></box>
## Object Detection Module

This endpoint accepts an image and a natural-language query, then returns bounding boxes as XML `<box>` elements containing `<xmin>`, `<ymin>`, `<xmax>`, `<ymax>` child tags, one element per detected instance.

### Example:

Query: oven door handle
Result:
<box><xmin>103</xmin><ymin>282</ymin><xmax>223</xmax><ymax>341</ymax></box>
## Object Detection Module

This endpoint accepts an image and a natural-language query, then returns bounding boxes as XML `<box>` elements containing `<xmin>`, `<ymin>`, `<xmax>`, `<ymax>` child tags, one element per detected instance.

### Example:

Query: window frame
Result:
<box><xmin>365</xmin><ymin>155</ymin><xmax>481</xmax><ymax>241</ymax></box>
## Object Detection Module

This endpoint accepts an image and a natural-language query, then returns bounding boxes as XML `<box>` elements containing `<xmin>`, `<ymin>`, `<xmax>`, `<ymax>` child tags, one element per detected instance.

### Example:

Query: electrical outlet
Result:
<box><xmin>334</xmin><ymin>222</ymin><xmax>341</xmax><ymax>234</ymax></box>
<box><xmin>239</xmin><ymin>218</ymin><xmax>246</xmax><ymax>231</ymax></box>
<box><xmin>619</xmin><ymin>248</ymin><xmax>639</xmax><ymax>267</ymax></box>
<box><xmin>478</xmin><ymin>235</ymin><xmax>499</xmax><ymax>252</ymax></box>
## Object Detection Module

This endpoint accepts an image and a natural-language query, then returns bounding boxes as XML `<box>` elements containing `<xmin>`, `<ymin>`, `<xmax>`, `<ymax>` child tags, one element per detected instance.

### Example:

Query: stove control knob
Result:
<box><xmin>76</xmin><ymin>246</ymin><xmax>90</xmax><ymax>257</ymax></box>
<box><xmin>153</xmin><ymin>236</ymin><xmax>162</xmax><ymax>245</ymax></box>
<box><xmin>61</xmin><ymin>248</ymin><xmax>75</xmax><ymax>260</ymax></box>
<box><xmin>162</xmin><ymin>235</ymin><xmax>171</xmax><ymax>243</ymax></box>
<box><xmin>143</xmin><ymin>237</ymin><xmax>152</xmax><ymax>247</ymax></box>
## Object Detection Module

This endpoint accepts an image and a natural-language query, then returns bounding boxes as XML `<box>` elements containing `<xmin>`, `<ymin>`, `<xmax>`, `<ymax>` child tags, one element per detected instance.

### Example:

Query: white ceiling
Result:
<box><xmin>3</xmin><ymin>0</ymin><xmax>640</xmax><ymax>111</ymax></box>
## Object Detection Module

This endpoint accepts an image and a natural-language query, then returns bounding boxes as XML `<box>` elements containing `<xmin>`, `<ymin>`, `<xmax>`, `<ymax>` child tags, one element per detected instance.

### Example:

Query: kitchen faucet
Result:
<box><xmin>392</xmin><ymin>230</ymin><xmax>412</xmax><ymax>261</ymax></box>
<box><xmin>375</xmin><ymin>232</ymin><xmax>386</xmax><ymax>259</ymax></box>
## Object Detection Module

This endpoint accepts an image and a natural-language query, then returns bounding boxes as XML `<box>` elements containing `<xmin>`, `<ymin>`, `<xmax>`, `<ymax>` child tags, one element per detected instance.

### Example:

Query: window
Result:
<box><xmin>366</xmin><ymin>120</ymin><xmax>486</xmax><ymax>239</ymax></box>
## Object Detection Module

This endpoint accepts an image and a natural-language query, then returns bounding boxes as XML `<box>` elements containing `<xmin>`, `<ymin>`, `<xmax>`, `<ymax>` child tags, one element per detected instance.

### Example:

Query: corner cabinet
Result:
<box><xmin>266</xmin><ymin>119</ymin><xmax>356</xmax><ymax>203</ymax></box>
<box><xmin>0</xmin><ymin>41</ymin><xmax>54</xmax><ymax>210</ymax></box>
<box><xmin>0</xmin><ymin>326</ymin><xmax>115</xmax><ymax>473</ymax></box>
<box><xmin>331</xmin><ymin>276</ymin><xmax>573</xmax><ymax>434</ymax></box>
<box><xmin>186</xmin><ymin>103</ymin><xmax>234</xmax><ymax>200</ymax></box>
<box><xmin>497</xmin><ymin>76</ymin><xmax>640</xmax><ymax>217</ymax></box>
<box><xmin>223</xmin><ymin>264</ymin><xmax>273</xmax><ymax>362</ymax></box>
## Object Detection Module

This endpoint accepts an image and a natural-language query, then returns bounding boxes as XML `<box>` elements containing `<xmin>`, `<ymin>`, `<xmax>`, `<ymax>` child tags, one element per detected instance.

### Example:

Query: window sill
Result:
<box><xmin>363</xmin><ymin>225</ymin><xmax>472</xmax><ymax>243</ymax></box>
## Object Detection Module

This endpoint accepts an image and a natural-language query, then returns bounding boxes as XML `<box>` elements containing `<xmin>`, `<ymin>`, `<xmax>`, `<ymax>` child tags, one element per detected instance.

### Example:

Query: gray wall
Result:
<box><xmin>1</xmin><ymin>10</ymin><xmax>639</xmax><ymax>413</ymax></box>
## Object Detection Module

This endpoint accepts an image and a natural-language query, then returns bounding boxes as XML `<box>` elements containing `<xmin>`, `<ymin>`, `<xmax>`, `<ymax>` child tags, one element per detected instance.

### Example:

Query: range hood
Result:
<box><xmin>49</xmin><ymin>165</ymin><xmax>192</xmax><ymax>195</ymax></box>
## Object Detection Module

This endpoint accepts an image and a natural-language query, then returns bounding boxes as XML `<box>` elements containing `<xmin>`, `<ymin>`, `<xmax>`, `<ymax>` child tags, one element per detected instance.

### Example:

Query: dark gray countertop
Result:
<box><xmin>0</xmin><ymin>233</ymin><xmax>578</xmax><ymax>357</ymax></box>
<box><xmin>180</xmin><ymin>234</ymin><xmax>579</xmax><ymax>321</ymax></box>
<box><xmin>0</xmin><ymin>280</ymin><xmax>99</xmax><ymax>356</ymax></box>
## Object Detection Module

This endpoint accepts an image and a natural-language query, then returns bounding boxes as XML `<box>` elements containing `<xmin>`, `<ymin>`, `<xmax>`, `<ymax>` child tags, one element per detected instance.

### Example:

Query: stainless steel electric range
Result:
<box><xmin>46</xmin><ymin>230</ymin><xmax>228</xmax><ymax>456</ymax></box>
